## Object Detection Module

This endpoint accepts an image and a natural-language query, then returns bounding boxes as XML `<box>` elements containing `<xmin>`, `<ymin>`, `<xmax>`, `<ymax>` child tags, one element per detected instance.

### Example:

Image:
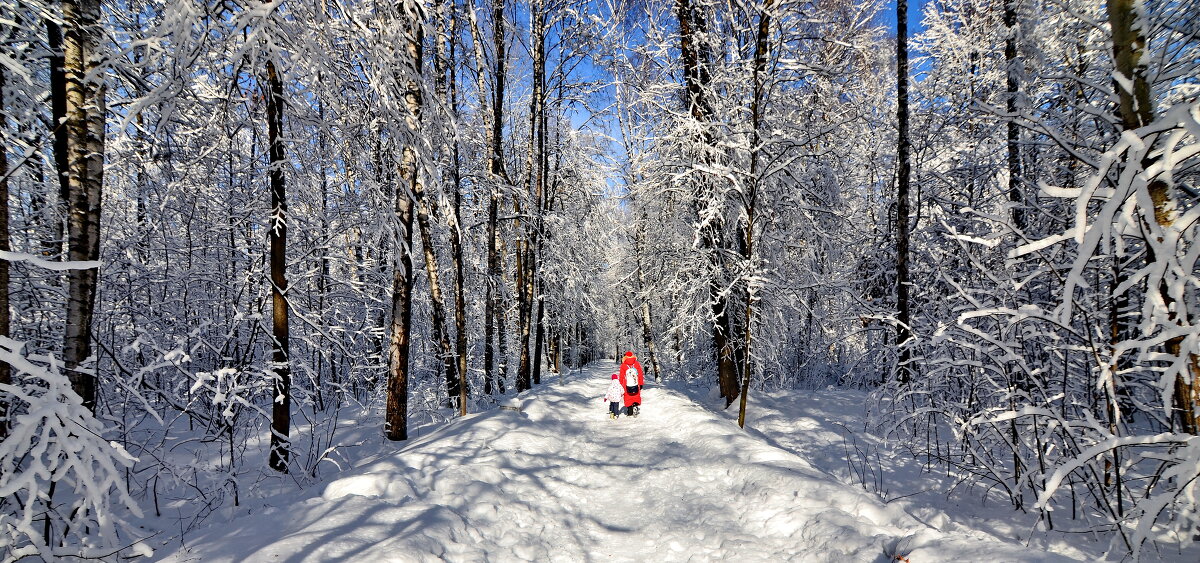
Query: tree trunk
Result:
<box><xmin>1104</xmin><ymin>0</ymin><xmax>1198</xmax><ymax>435</ymax></box>
<box><xmin>532</xmin><ymin>277</ymin><xmax>546</xmax><ymax>385</ymax></box>
<box><xmin>516</xmin><ymin>239</ymin><xmax>532</xmax><ymax>390</ymax></box>
<box><xmin>484</xmin><ymin>0</ymin><xmax>508</xmax><ymax>396</ymax></box>
<box><xmin>484</xmin><ymin>196</ymin><xmax>497</xmax><ymax>395</ymax></box>
<box><xmin>424</xmin><ymin>0</ymin><xmax>464</xmax><ymax>414</ymax></box>
<box><xmin>1004</xmin><ymin>0</ymin><xmax>1025</xmax><ymax>234</ymax></box>
<box><xmin>386</xmin><ymin>182</ymin><xmax>415</xmax><ymax>441</ymax></box>
<box><xmin>738</xmin><ymin>0</ymin><xmax>773</xmax><ymax>429</ymax></box>
<box><xmin>0</xmin><ymin>66</ymin><xmax>10</xmax><ymax>439</ymax></box>
<box><xmin>895</xmin><ymin>0</ymin><xmax>913</xmax><ymax>386</ymax></box>
<box><xmin>447</xmin><ymin>0</ymin><xmax>470</xmax><ymax>412</ymax></box>
<box><xmin>518</xmin><ymin>0</ymin><xmax>546</xmax><ymax>392</ymax></box>
<box><xmin>62</xmin><ymin>0</ymin><xmax>105</xmax><ymax>412</ymax></box>
<box><xmin>549</xmin><ymin>332</ymin><xmax>560</xmax><ymax>374</ymax></box>
<box><xmin>676</xmin><ymin>0</ymin><xmax>737</xmax><ymax>406</ymax></box>
<box><xmin>676</xmin><ymin>0</ymin><xmax>713</xmax><ymax>124</ymax></box>
<box><xmin>264</xmin><ymin>57</ymin><xmax>290</xmax><ymax>472</ymax></box>
<box><xmin>386</xmin><ymin>2</ymin><xmax>423</xmax><ymax>441</ymax></box>
<box><xmin>47</xmin><ymin>20</ymin><xmax>68</xmax><ymax>259</ymax></box>
<box><xmin>633</xmin><ymin>229</ymin><xmax>661</xmax><ymax>382</ymax></box>
<box><xmin>413</xmin><ymin>160</ymin><xmax>460</xmax><ymax>413</ymax></box>
<box><xmin>712</xmin><ymin>278</ymin><xmax>739</xmax><ymax>406</ymax></box>
<box><xmin>496</xmin><ymin>248</ymin><xmax>510</xmax><ymax>389</ymax></box>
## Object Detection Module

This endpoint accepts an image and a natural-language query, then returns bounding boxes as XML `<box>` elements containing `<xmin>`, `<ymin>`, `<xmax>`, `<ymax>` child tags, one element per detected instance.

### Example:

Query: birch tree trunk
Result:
<box><xmin>467</xmin><ymin>1</ymin><xmax>497</xmax><ymax>396</ymax></box>
<box><xmin>424</xmin><ymin>0</ymin><xmax>464</xmax><ymax>413</ymax></box>
<box><xmin>62</xmin><ymin>0</ymin><xmax>105</xmax><ymax>411</ymax></box>
<box><xmin>414</xmin><ymin>187</ymin><xmax>459</xmax><ymax>411</ymax></box>
<box><xmin>532</xmin><ymin>276</ymin><xmax>546</xmax><ymax>385</ymax></box>
<box><xmin>386</xmin><ymin>2</ymin><xmax>423</xmax><ymax>440</ymax></box>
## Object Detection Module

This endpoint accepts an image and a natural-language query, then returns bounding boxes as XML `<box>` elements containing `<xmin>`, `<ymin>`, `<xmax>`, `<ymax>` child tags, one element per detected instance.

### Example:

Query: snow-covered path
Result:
<box><xmin>159</xmin><ymin>364</ymin><xmax>1072</xmax><ymax>562</ymax></box>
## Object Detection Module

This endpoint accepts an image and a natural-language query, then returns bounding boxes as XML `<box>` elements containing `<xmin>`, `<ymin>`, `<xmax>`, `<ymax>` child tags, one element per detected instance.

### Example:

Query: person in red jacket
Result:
<box><xmin>619</xmin><ymin>351</ymin><xmax>645</xmax><ymax>416</ymax></box>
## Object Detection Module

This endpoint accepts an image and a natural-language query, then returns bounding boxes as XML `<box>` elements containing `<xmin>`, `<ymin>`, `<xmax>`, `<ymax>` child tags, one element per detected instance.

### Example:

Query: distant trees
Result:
<box><xmin>608</xmin><ymin>0</ymin><xmax>887</xmax><ymax>400</ymax></box>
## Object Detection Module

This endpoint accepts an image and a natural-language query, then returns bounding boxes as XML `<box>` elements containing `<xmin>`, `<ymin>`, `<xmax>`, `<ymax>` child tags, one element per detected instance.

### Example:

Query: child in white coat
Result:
<box><xmin>602</xmin><ymin>373</ymin><xmax>624</xmax><ymax>419</ymax></box>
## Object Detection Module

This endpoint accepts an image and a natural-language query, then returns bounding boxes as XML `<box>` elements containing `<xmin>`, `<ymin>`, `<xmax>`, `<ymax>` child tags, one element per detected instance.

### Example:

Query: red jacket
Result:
<box><xmin>620</xmin><ymin>355</ymin><xmax>645</xmax><ymax>407</ymax></box>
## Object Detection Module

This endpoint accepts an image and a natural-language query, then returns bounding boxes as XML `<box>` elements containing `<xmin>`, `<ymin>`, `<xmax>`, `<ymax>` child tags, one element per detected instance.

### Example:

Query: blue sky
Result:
<box><xmin>879</xmin><ymin>0</ymin><xmax>928</xmax><ymax>37</ymax></box>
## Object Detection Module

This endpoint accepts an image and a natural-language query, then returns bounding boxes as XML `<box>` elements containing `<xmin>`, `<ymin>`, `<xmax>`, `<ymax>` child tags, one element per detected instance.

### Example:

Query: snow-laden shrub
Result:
<box><xmin>0</xmin><ymin>337</ymin><xmax>150</xmax><ymax>561</ymax></box>
<box><xmin>1022</xmin><ymin>101</ymin><xmax>1200</xmax><ymax>558</ymax></box>
<box><xmin>887</xmin><ymin>99</ymin><xmax>1200</xmax><ymax>559</ymax></box>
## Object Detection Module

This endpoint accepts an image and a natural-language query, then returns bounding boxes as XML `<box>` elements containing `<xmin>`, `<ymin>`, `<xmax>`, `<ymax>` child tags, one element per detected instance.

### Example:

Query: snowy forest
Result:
<box><xmin>0</xmin><ymin>0</ymin><xmax>1198</xmax><ymax>560</ymax></box>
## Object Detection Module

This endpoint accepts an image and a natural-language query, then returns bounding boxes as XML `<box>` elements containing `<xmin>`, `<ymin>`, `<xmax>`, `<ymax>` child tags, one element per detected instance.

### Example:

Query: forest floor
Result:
<box><xmin>151</xmin><ymin>363</ymin><xmax>1189</xmax><ymax>562</ymax></box>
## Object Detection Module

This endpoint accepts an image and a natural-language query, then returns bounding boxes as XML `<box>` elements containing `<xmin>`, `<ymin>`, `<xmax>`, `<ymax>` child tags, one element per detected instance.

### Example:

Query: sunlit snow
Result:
<box><xmin>157</xmin><ymin>364</ymin><xmax>1078</xmax><ymax>562</ymax></box>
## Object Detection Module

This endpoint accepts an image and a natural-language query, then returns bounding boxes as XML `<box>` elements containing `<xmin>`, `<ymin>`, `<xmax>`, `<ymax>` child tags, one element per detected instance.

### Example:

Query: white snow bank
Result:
<box><xmin>321</xmin><ymin>472</ymin><xmax>417</xmax><ymax>502</ymax></box>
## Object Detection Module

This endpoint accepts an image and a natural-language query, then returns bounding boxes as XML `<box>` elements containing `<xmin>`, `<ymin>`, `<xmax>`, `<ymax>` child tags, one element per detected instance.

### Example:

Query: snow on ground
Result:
<box><xmin>156</xmin><ymin>363</ymin><xmax>1081</xmax><ymax>562</ymax></box>
<box><xmin>702</xmin><ymin>385</ymin><xmax>1200</xmax><ymax>562</ymax></box>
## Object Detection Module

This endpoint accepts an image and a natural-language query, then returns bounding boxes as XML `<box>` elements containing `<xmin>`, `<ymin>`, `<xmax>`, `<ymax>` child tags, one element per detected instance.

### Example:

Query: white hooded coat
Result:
<box><xmin>603</xmin><ymin>378</ymin><xmax>624</xmax><ymax>404</ymax></box>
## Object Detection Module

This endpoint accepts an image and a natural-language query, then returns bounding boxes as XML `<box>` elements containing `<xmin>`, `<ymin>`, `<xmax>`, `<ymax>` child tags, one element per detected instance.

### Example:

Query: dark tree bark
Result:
<box><xmin>0</xmin><ymin>66</ymin><xmax>10</xmax><ymax>439</ymax></box>
<box><xmin>484</xmin><ymin>0</ymin><xmax>508</xmax><ymax>395</ymax></box>
<box><xmin>518</xmin><ymin>0</ymin><xmax>547</xmax><ymax>391</ymax></box>
<box><xmin>47</xmin><ymin>20</ymin><xmax>68</xmax><ymax>259</ymax></box>
<box><xmin>264</xmin><ymin>57</ymin><xmax>290</xmax><ymax>472</ymax></box>
<box><xmin>62</xmin><ymin>0</ymin><xmax>105</xmax><ymax>411</ymax></box>
<box><xmin>895</xmin><ymin>0</ymin><xmax>913</xmax><ymax>386</ymax></box>
<box><xmin>1003</xmin><ymin>0</ymin><xmax>1031</xmax><ymax>486</ymax></box>
<box><xmin>447</xmin><ymin>0</ymin><xmax>470</xmax><ymax>412</ymax></box>
<box><xmin>676</xmin><ymin>0</ymin><xmax>738</xmax><ymax>406</ymax></box>
<box><xmin>1004</xmin><ymin>0</ymin><xmax>1025</xmax><ymax>233</ymax></box>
